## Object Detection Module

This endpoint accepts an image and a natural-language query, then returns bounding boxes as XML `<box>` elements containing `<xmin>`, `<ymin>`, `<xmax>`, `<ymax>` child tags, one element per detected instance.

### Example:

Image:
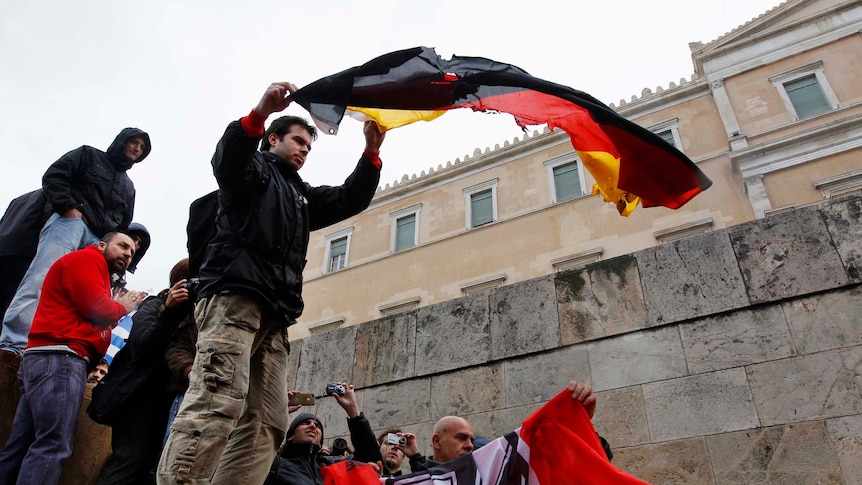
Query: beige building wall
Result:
<box><xmin>294</xmin><ymin>0</ymin><xmax>862</xmax><ymax>338</ymax></box>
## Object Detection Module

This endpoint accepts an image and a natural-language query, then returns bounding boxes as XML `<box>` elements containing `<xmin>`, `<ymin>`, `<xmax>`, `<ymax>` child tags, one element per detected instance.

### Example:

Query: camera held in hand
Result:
<box><xmin>386</xmin><ymin>433</ymin><xmax>407</xmax><ymax>447</ymax></box>
<box><xmin>179</xmin><ymin>278</ymin><xmax>200</xmax><ymax>299</ymax></box>
<box><xmin>325</xmin><ymin>383</ymin><xmax>346</xmax><ymax>396</ymax></box>
<box><xmin>331</xmin><ymin>437</ymin><xmax>350</xmax><ymax>457</ymax></box>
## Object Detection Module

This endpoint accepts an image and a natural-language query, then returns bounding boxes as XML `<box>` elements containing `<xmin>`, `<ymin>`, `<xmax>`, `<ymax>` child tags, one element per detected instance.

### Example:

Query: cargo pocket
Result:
<box><xmin>199</xmin><ymin>339</ymin><xmax>246</xmax><ymax>398</ymax></box>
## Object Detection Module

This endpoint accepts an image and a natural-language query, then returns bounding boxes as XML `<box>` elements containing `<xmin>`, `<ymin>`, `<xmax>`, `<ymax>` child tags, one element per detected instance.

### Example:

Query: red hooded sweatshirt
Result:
<box><xmin>26</xmin><ymin>245</ymin><xmax>128</xmax><ymax>366</ymax></box>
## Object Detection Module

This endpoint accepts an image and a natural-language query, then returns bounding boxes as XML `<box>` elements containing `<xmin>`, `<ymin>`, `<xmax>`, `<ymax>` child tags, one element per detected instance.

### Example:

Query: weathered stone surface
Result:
<box><xmin>294</xmin><ymin>326</ymin><xmax>357</xmax><ymax>396</ymax></box>
<box><xmin>826</xmin><ymin>414</ymin><xmax>862</xmax><ymax>485</ymax></box>
<box><xmin>504</xmin><ymin>344</ymin><xmax>589</xmax><ymax>407</ymax></box>
<box><xmin>748</xmin><ymin>347</ymin><xmax>862</xmax><ymax>425</ymax></box>
<box><xmin>466</xmin><ymin>402</ymin><xmax>543</xmax><ymax>440</ymax></box>
<box><xmin>782</xmin><ymin>285</ymin><xmax>862</xmax><ymax>354</ymax></box>
<box><xmin>821</xmin><ymin>195</ymin><xmax>862</xmax><ymax>282</ymax></box>
<box><xmin>706</xmin><ymin>421</ymin><xmax>843</xmax><ymax>484</ymax></box>
<box><xmin>555</xmin><ymin>255</ymin><xmax>649</xmax><ymax>344</ymax></box>
<box><xmin>643</xmin><ymin>368</ymin><xmax>759</xmax><ymax>441</ymax></box>
<box><xmin>286</xmin><ymin>337</ymin><xmax>302</xmax><ymax>391</ymax></box>
<box><xmin>353</xmin><ymin>313</ymin><xmax>417</xmax><ymax>387</ymax></box>
<box><xmin>430</xmin><ymin>363</ymin><xmax>504</xmax><ymax>417</ymax></box>
<box><xmin>679</xmin><ymin>305</ymin><xmax>795</xmax><ymax>374</ymax></box>
<box><xmin>589</xmin><ymin>326</ymin><xmax>688</xmax><ymax>391</ymax></box>
<box><xmin>415</xmin><ymin>294</ymin><xmax>490</xmax><ymax>376</ymax></box>
<box><xmin>489</xmin><ymin>275</ymin><xmax>560</xmax><ymax>359</ymax></box>
<box><xmin>729</xmin><ymin>208</ymin><xmax>849</xmax><ymax>304</ymax></box>
<box><xmin>637</xmin><ymin>230</ymin><xmax>748</xmax><ymax>326</ymax></box>
<box><xmin>613</xmin><ymin>438</ymin><xmax>715</xmax><ymax>485</ymax></box>
<box><xmin>593</xmin><ymin>386</ymin><xmax>650</xmax><ymax>448</ymax></box>
<box><xmin>362</xmin><ymin>378</ymin><xmax>431</xmax><ymax>428</ymax></box>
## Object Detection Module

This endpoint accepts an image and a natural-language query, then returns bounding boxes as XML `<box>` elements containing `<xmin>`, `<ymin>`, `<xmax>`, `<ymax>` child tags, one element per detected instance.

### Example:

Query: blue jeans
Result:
<box><xmin>0</xmin><ymin>214</ymin><xmax>98</xmax><ymax>353</ymax></box>
<box><xmin>0</xmin><ymin>351</ymin><xmax>88</xmax><ymax>484</ymax></box>
<box><xmin>163</xmin><ymin>392</ymin><xmax>185</xmax><ymax>447</ymax></box>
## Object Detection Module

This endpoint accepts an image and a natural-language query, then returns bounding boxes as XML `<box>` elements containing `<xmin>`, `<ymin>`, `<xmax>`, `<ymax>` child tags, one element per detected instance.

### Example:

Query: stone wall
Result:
<box><xmin>289</xmin><ymin>194</ymin><xmax>862</xmax><ymax>484</ymax></box>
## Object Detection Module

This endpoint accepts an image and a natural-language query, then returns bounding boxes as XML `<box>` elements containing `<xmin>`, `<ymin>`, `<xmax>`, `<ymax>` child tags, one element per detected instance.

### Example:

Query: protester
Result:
<box><xmin>0</xmin><ymin>232</ymin><xmax>144</xmax><ymax>484</ymax></box>
<box><xmin>264</xmin><ymin>382</ymin><xmax>382</xmax><ymax>485</ymax></box>
<box><xmin>89</xmin><ymin>259</ymin><xmax>195</xmax><ymax>485</ymax></box>
<box><xmin>158</xmin><ymin>82</ymin><xmax>384</xmax><ymax>484</ymax></box>
<box><xmin>87</xmin><ymin>358</ymin><xmax>110</xmax><ymax>386</ymax></box>
<box><xmin>407</xmin><ymin>380</ymin><xmax>611</xmax><ymax>473</ymax></box>
<box><xmin>0</xmin><ymin>128</ymin><xmax>151</xmax><ymax>362</ymax></box>
<box><xmin>377</xmin><ymin>428</ymin><xmax>407</xmax><ymax>478</ymax></box>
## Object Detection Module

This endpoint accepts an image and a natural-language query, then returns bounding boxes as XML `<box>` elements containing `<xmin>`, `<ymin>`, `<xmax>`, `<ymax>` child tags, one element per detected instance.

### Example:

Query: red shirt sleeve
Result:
<box><xmin>240</xmin><ymin>108</ymin><xmax>267</xmax><ymax>138</ymax></box>
<box><xmin>65</xmin><ymin>250</ymin><xmax>128</xmax><ymax>327</ymax></box>
<box><xmin>363</xmin><ymin>149</ymin><xmax>382</xmax><ymax>169</ymax></box>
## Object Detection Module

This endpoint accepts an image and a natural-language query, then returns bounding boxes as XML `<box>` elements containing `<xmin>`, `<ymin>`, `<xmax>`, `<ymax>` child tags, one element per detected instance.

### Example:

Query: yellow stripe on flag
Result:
<box><xmin>577</xmin><ymin>149</ymin><xmax>640</xmax><ymax>216</ymax></box>
<box><xmin>346</xmin><ymin>106</ymin><xmax>447</xmax><ymax>131</ymax></box>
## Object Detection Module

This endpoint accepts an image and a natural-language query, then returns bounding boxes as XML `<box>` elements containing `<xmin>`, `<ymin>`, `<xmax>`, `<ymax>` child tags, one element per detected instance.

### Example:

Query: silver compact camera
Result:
<box><xmin>386</xmin><ymin>433</ymin><xmax>407</xmax><ymax>446</ymax></box>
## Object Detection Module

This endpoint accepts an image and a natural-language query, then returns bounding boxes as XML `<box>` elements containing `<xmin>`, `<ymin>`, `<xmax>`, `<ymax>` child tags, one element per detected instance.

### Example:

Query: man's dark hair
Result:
<box><xmin>260</xmin><ymin>116</ymin><xmax>317</xmax><ymax>152</ymax></box>
<box><xmin>377</xmin><ymin>428</ymin><xmax>403</xmax><ymax>445</ymax></box>
<box><xmin>101</xmin><ymin>231</ymin><xmax>123</xmax><ymax>244</ymax></box>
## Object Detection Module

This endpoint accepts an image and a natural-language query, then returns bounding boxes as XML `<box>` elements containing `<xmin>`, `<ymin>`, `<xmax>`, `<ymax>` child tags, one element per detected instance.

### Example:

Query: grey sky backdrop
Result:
<box><xmin>1</xmin><ymin>0</ymin><xmax>783</xmax><ymax>293</ymax></box>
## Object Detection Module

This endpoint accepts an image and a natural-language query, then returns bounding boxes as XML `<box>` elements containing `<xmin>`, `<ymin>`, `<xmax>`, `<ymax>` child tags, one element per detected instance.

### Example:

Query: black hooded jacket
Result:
<box><xmin>42</xmin><ymin>127</ymin><xmax>151</xmax><ymax>237</ymax></box>
<box><xmin>197</xmin><ymin>120</ymin><xmax>379</xmax><ymax>322</ymax></box>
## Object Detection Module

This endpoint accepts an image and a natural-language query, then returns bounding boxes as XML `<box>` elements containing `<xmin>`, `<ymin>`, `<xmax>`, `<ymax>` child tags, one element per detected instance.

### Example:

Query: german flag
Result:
<box><xmin>291</xmin><ymin>47</ymin><xmax>711</xmax><ymax>216</ymax></box>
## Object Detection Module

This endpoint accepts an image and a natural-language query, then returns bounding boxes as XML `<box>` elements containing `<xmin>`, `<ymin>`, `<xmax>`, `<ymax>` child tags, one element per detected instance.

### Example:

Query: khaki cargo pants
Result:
<box><xmin>157</xmin><ymin>292</ymin><xmax>290</xmax><ymax>485</ymax></box>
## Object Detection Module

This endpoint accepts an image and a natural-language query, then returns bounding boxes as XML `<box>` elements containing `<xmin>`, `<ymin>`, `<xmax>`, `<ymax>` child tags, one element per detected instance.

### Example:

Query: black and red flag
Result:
<box><xmin>291</xmin><ymin>46</ymin><xmax>711</xmax><ymax>216</ymax></box>
<box><xmin>319</xmin><ymin>389</ymin><xmax>650</xmax><ymax>484</ymax></box>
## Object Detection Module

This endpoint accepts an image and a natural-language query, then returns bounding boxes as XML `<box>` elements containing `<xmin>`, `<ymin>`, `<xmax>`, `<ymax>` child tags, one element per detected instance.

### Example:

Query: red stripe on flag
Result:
<box><xmin>519</xmin><ymin>390</ymin><xmax>650</xmax><ymax>485</ymax></box>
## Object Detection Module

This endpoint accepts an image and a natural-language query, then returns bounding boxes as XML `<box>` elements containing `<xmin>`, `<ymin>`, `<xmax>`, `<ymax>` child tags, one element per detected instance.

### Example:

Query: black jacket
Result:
<box><xmin>87</xmin><ymin>294</ymin><xmax>193</xmax><ymax>425</ymax></box>
<box><xmin>42</xmin><ymin>127</ymin><xmax>151</xmax><ymax>238</ymax></box>
<box><xmin>198</xmin><ymin>120</ymin><xmax>380</xmax><ymax>322</ymax></box>
<box><xmin>0</xmin><ymin>189</ymin><xmax>52</xmax><ymax>258</ymax></box>
<box><xmin>265</xmin><ymin>413</ymin><xmax>383</xmax><ymax>485</ymax></box>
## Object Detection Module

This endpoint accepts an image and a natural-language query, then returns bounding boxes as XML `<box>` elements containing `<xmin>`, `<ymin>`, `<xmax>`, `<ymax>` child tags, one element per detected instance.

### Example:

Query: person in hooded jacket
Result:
<box><xmin>0</xmin><ymin>128</ymin><xmax>151</xmax><ymax>359</ymax></box>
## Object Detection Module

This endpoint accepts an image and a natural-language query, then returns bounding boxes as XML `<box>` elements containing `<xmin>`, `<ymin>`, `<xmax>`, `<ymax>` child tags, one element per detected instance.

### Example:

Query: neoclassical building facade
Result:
<box><xmin>294</xmin><ymin>0</ymin><xmax>862</xmax><ymax>338</ymax></box>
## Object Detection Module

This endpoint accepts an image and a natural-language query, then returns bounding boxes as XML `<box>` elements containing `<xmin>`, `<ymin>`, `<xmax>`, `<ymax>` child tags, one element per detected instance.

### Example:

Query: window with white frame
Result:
<box><xmin>648</xmin><ymin>119</ymin><xmax>683</xmax><ymax>151</ymax></box>
<box><xmin>544</xmin><ymin>155</ymin><xmax>586</xmax><ymax>204</ymax></box>
<box><xmin>323</xmin><ymin>227</ymin><xmax>353</xmax><ymax>273</ymax></box>
<box><xmin>463</xmin><ymin>179</ymin><xmax>498</xmax><ymax>229</ymax></box>
<box><xmin>770</xmin><ymin>62</ymin><xmax>838</xmax><ymax>121</ymax></box>
<box><xmin>390</xmin><ymin>204</ymin><xmax>421</xmax><ymax>253</ymax></box>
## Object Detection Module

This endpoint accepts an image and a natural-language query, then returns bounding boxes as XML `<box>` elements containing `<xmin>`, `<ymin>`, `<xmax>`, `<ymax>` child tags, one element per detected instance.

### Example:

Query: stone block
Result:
<box><xmin>430</xmin><ymin>363</ymin><xmax>504</xmax><ymax>417</ymax></box>
<box><xmin>613</xmin><ymin>438</ymin><xmax>715</xmax><ymax>485</ymax></box>
<box><xmin>748</xmin><ymin>347</ymin><xmax>862</xmax><ymax>426</ymax></box>
<box><xmin>466</xmin><ymin>402</ymin><xmax>543</xmax><ymax>440</ymax></box>
<box><xmin>637</xmin><ymin>231</ymin><xmax>748</xmax><ymax>326</ymax></box>
<box><xmin>706</xmin><ymin>421</ymin><xmax>842</xmax><ymax>484</ymax></box>
<box><xmin>782</xmin><ymin>285</ymin><xmax>862</xmax><ymax>354</ymax></box>
<box><xmin>353</xmin><ymin>313</ymin><xmax>417</xmax><ymax>388</ymax></box>
<box><xmin>588</xmin><ymin>326</ymin><xmax>688</xmax><ymax>391</ymax></box>
<box><xmin>729</xmin><ymin>208</ymin><xmax>849</xmax><ymax>304</ymax></box>
<box><xmin>362</xmin><ymin>378</ymin><xmax>431</xmax><ymax>428</ymax></box>
<box><xmin>504</xmin><ymin>344</ymin><xmax>589</xmax><ymax>407</ymax></box>
<box><xmin>643</xmin><ymin>368</ymin><xmax>759</xmax><ymax>441</ymax></box>
<box><xmin>286</xmin><ymin>337</ymin><xmax>302</xmax><ymax>391</ymax></box>
<box><xmin>415</xmin><ymin>294</ymin><xmax>491</xmax><ymax>376</ymax></box>
<box><xmin>821</xmin><ymin>194</ymin><xmax>862</xmax><ymax>281</ymax></box>
<box><xmin>294</xmin><ymin>326</ymin><xmax>357</xmax><ymax>396</ymax></box>
<box><xmin>826</xmin><ymin>414</ymin><xmax>862</xmax><ymax>485</ymax></box>
<box><xmin>489</xmin><ymin>276</ymin><xmax>560</xmax><ymax>359</ymax></box>
<box><xmin>679</xmin><ymin>305</ymin><xmax>795</xmax><ymax>374</ymax></box>
<box><xmin>555</xmin><ymin>255</ymin><xmax>649</xmax><ymax>344</ymax></box>
<box><xmin>593</xmin><ymin>386</ymin><xmax>650</xmax><ymax>448</ymax></box>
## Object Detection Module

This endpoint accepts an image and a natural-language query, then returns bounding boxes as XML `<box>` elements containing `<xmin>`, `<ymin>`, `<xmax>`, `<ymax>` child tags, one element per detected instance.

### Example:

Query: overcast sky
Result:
<box><xmin>0</xmin><ymin>0</ymin><xmax>784</xmax><ymax>293</ymax></box>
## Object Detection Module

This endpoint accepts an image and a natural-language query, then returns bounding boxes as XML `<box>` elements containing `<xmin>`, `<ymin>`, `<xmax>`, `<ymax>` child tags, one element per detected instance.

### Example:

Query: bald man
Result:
<box><xmin>400</xmin><ymin>381</ymin><xmax>608</xmax><ymax>473</ymax></box>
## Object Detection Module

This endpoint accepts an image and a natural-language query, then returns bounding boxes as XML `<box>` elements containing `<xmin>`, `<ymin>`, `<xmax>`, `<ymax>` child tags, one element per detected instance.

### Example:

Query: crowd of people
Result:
<box><xmin>0</xmin><ymin>81</ymin><xmax>611</xmax><ymax>485</ymax></box>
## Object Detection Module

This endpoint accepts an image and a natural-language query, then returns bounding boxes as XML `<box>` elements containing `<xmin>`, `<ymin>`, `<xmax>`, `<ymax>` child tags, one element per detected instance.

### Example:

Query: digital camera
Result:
<box><xmin>325</xmin><ymin>383</ymin><xmax>346</xmax><ymax>396</ymax></box>
<box><xmin>179</xmin><ymin>278</ymin><xmax>200</xmax><ymax>299</ymax></box>
<box><xmin>386</xmin><ymin>433</ymin><xmax>407</xmax><ymax>446</ymax></box>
